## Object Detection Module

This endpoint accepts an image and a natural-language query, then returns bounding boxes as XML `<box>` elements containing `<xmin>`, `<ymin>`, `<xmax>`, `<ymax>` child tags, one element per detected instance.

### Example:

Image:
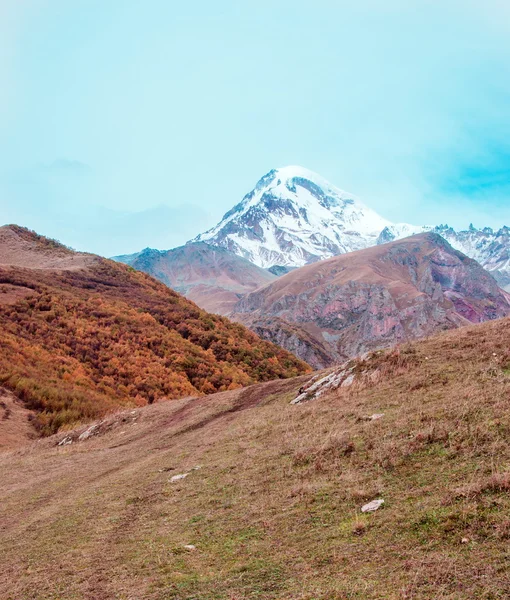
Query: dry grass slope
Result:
<box><xmin>2</xmin><ymin>317</ymin><xmax>510</xmax><ymax>598</ymax></box>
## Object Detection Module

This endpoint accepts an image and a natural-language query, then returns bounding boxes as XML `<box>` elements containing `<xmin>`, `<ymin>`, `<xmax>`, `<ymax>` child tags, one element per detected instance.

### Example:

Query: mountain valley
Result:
<box><xmin>5</xmin><ymin>4</ymin><xmax>510</xmax><ymax>598</ymax></box>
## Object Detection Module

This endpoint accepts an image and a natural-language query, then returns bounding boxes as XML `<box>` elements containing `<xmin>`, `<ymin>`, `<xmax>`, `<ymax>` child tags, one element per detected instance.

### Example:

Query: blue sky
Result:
<box><xmin>1</xmin><ymin>0</ymin><xmax>510</xmax><ymax>255</ymax></box>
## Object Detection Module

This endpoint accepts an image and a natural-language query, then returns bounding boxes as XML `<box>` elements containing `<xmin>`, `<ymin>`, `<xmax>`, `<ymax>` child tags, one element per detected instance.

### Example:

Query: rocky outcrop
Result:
<box><xmin>232</xmin><ymin>233</ymin><xmax>510</xmax><ymax>368</ymax></box>
<box><xmin>244</xmin><ymin>317</ymin><xmax>334</xmax><ymax>369</ymax></box>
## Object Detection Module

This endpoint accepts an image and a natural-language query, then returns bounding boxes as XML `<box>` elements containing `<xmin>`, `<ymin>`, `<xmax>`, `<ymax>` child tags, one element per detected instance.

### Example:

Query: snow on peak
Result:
<box><xmin>250</xmin><ymin>165</ymin><xmax>362</xmax><ymax>208</ymax></box>
<box><xmin>271</xmin><ymin>165</ymin><xmax>348</xmax><ymax>192</ymax></box>
<box><xmin>192</xmin><ymin>165</ymin><xmax>510</xmax><ymax>282</ymax></box>
<box><xmin>185</xmin><ymin>165</ymin><xmax>510</xmax><ymax>285</ymax></box>
<box><xmin>193</xmin><ymin>167</ymin><xmax>392</xmax><ymax>268</ymax></box>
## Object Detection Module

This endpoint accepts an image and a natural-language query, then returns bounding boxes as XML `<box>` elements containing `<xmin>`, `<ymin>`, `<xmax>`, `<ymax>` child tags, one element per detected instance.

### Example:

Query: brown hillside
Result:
<box><xmin>2</xmin><ymin>317</ymin><xmax>510</xmax><ymax>598</ymax></box>
<box><xmin>0</xmin><ymin>225</ymin><xmax>310</xmax><ymax>435</ymax></box>
<box><xmin>114</xmin><ymin>242</ymin><xmax>276</xmax><ymax>315</ymax></box>
<box><xmin>0</xmin><ymin>223</ymin><xmax>97</xmax><ymax>270</ymax></box>
<box><xmin>233</xmin><ymin>233</ymin><xmax>510</xmax><ymax>368</ymax></box>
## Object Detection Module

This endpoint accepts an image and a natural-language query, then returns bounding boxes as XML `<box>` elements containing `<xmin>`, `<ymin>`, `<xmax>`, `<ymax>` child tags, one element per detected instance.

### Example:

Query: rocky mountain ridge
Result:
<box><xmin>232</xmin><ymin>233</ymin><xmax>510</xmax><ymax>368</ymax></box>
<box><xmin>379</xmin><ymin>224</ymin><xmax>510</xmax><ymax>290</ymax></box>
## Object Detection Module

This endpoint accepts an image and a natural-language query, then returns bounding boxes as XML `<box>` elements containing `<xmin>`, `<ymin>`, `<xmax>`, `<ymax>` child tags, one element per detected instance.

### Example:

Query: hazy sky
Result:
<box><xmin>1</xmin><ymin>0</ymin><xmax>510</xmax><ymax>255</ymax></box>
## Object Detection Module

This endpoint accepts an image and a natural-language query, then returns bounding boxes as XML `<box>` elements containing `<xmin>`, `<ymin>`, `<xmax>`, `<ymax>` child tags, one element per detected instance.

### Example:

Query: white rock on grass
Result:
<box><xmin>291</xmin><ymin>367</ymin><xmax>354</xmax><ymax>404</ymax></box>
<box><xmin>170</xmin><ymin>473</ymin><xmax>189</xmax><ymax>483</ymax></box>
<box><xmin>340</xmin><ymin>374</ymin><xmax>355</xmax><ymax>387</ymax></box>
<box><xmin>290</xmin><ymin>392</ymin><xmax>308</xmax><ymax>405</ymax></box>
<box><xmin>183</xmin><ymin>544</ymin><xmax>196</xmax><ymax>551</ymax></box>
<box><xmin>78</xmin><ymin>424</ymin><xmax>99</xmax><ymax>441</ymax></box>
<box><xmin>369</xmin><ymin>413</ymin><xmax>384</xmax><ymax>421</ymax></box>
<box><xmin>361</xmin><ymin>499</ymin><xmax>385</xmax><ymax>513</ymax></box>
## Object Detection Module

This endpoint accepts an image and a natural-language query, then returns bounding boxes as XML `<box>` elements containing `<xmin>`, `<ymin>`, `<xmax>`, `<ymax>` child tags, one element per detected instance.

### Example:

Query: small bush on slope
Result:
<box><xmin>0</xmin><ymin>258</ymin><xmax>309</xmax><ymax>434</ymax></box>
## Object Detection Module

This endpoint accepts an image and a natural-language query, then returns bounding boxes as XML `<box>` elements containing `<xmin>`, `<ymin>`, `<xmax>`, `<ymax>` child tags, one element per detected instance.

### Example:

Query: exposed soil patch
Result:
<box><xmin>0</xmin><ymin>283</ymin><xmax>35</xmax><ymax>305</ymax></box>
<box><xmin>0</xmin><ymin>387</ymin><xmax>38</xmax><ymax>451</ymax></box>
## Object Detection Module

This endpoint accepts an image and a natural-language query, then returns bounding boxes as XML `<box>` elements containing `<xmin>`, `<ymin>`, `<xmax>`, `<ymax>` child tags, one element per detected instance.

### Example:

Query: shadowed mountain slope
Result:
<box><xmin>232</xmin><ymin>233</ymin><xmax>510</xmax><ymax>368</ymax></box>
<box><xmin>0</xmin><ymin>225</ymin><xmax>310</xmax><ymax>435</ymax></box>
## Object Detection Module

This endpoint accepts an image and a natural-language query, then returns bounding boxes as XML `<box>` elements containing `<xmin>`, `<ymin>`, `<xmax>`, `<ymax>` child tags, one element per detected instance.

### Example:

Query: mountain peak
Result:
<box><xmin>268</xmin><ymin>165</ymin><xmax>337</xmax><ymax>186</ymax></box>
<box><xmin>249</xmin><ymin>165</ymin><xmax>359</xmax><ymax>207</ymax></box>
<box><xmin>194</xmin><ymin>167</ymin><xmax>391</xmax><ymax>268</ymax></box>
<box><xmin>275</xmin><ymin>165</ymin><xmax>365</xmax><ymax>191</ymax></box>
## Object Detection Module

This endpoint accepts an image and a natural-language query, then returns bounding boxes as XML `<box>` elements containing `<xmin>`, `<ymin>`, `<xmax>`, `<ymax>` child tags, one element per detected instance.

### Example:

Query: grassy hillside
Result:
<box><xmin>2</xmin><ymin>317</ymin><xmax>510</xmax><ymax>598</ymax></box>
<box><xmin>0</xmin><ymin>226</ymin><xmax>310</xmax><ymax>435</ymax></box>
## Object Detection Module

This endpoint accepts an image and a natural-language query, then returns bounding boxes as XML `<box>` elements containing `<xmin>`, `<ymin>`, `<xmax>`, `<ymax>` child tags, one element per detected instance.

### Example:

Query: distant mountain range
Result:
<box><xmin>196</xmin><ymin>165</ymin><xmax>510</xmax><ymax>289</ymax></box>
<box><xmin>117</xmin><ymin>165</ymin><xmax>510</xmax><ymax>292</ymax></box>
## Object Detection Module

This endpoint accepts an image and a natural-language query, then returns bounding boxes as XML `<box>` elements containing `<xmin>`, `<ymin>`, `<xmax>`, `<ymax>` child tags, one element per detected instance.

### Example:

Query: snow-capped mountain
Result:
<box><xmin>379</xmin><ymin>224</ymin><xmax>510</xmax><ymax>290</ymax></box>
<box><xmin>194</xmin><ymin>166</ymin><xmax>393</xmax><ymax>268</ymax></box>
<box><xmin>193</xmin><ymin>166</ymin><xmax>510</xmax><ymax>289</ymax></box>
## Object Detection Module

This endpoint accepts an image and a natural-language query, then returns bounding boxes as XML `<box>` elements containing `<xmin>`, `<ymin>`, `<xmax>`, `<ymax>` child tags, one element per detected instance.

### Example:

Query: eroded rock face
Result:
<box><xmin>381</xmin><ymin>224</ymin><xmax>510</xmax><ymax>290</ymax></box>
<box><xmin>245</xmin><ymin>317</ymin><xmax>334</xmax><ymax>369</ymax></box>
<box><xmin>233</xmin><ymin>234</ymin><xmax>510</xmax><ymax>368</ymax></box>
